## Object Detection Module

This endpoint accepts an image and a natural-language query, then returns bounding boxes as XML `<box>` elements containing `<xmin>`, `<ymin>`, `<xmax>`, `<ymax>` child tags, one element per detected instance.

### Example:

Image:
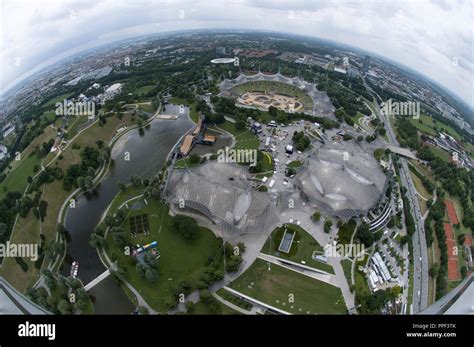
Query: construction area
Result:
<box><xmin>219</xmin><ymin>72</ymin><xmax>336</xmax><ymax>118</ymax></box>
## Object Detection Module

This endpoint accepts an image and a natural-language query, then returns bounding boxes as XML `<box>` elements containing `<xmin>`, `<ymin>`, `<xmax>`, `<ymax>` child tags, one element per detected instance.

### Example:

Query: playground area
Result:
<box><xmin>236</xmin><ymin>92</ymin><xmax>305</xmax><ymax>113</ymax></box>
<box><xmin>129</xmin><ymin>214</ymin><xmax>150</xmax><ymax>236</ymax></box>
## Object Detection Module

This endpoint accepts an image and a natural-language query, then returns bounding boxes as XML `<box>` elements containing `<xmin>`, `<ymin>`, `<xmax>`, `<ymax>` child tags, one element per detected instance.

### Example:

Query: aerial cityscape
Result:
<box><xmin>0</xmin><ymin>0</ymin><xmax>472</xmax><ymax>344</ymax></box>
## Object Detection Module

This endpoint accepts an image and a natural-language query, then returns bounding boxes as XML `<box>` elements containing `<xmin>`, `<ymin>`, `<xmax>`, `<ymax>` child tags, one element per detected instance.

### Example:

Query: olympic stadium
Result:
<box><xmin>295</xmin><ymin>142</ymin><xmax>388</xmax><ymax>219</ymax></box>
<box><xmin>218</xmin><ymin>72</ymin><xmax>336</xmax><ymax>118</ymax></box>
<box><xmin>165</xmin><ymin>161</ymin><xmax>279</xmax><ymax>234</ymax></box>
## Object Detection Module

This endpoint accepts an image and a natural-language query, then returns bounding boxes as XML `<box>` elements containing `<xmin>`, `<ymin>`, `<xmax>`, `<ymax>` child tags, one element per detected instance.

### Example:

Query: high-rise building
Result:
<box><xmin>216</xmin><ymin>46</ymin><xmax>226</xmax><ymax>55</ymax></box>
<box><xmin>362</xmin><ymin>54</ymin><xmax>370</xmax><ymax>73</ymax></box>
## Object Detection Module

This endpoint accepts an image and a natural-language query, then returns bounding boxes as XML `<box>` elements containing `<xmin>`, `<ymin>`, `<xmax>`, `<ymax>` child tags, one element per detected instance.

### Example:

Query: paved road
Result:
<box><xmin>375</xmin><ymin>101</ymin><xmax>429</xmax><ymax>313</ymax></box>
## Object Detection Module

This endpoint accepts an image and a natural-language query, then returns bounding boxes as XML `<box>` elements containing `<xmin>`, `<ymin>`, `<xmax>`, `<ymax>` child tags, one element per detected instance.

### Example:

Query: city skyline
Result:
<box><xmin>1</xmin><ymin>0</ymin><xmax>473</xmax><ymax>107</ymax></box>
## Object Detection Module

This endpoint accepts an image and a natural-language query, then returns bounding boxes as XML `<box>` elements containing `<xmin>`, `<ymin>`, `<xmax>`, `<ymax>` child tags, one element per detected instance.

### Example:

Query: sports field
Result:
<box><xmin>444</xmin><ymin>199</ymin><xmax>459</xmax><ymax>225</ymax></box>
<box><xmin>228</xmin><ymin>258</ymin><xmax>346</xmax><ymax>314</ymax></box>
<box><xmin>443</xmin><ymin>223</ymin><xmax>460</xmax><ymax>281</ymax></box>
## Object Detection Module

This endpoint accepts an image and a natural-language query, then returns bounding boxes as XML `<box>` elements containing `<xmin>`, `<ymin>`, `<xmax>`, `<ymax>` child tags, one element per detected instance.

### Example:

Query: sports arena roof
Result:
<box><xmin>165</xmin><ymin>161</ymin><xmax>279</xmax><ymax>234</ymax></box>
<box><xmin>211</xmin><ymin>57</ymin><xmax>237</xmax><ymax>64</ymax></box>
<box><xmin>218</xmin><ymin>72</ymin><xmax>335</xmax><ymax>118</ymax></box>
<box><xmin>296</xmin><ymin>143</ymin><xmax>387</xmax><ymax>219</ymax></box>
<box><xmin>421</xmin><ymin>273</ymin><xmax>474</xmax><ymax>314</ymax></box>
<box><xmin>0</xmin><ymin>277</ymin><xmax>50</xmax><ymax>314</ymax></box>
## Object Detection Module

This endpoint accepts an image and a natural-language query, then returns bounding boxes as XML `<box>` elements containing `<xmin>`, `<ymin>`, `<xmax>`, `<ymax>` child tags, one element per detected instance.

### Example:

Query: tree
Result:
<box><xmin>76</xmin><ymin>299</ymin><xmax>88</xmax><ymax>311</ymax></box>
<box><xmin>429</xmin><ymin>263</ymin><xmax>439</xmax><ymax>278</ymax></box>
<box><xmin>112</xmin><ymin>232</ymin><xmax>128</xmax><ymax>248</ymax></box>
<box><xmin>172</xmin><ymin>214</ymin><xmax>199</xmax><ymax>240</ymax></box>
<box><xmin>0</xmin><ymin>222</ymin><xmax>7</xmax><ymax>242</ymax></box>
<box><xmin>89</xmin><ymin>233</ymin><xmax>105</xmax><ymax>249</ymax></box>
<box><xmin>118</xmin><ymin>182</ymin><xmax>127</xmax><ymax>192</ymax></box>
<box><xmin>400</xmin><ymin>235</ymin><xmax>410</xmax><ymax>246</ymax></box>
<box><xmin>312</xmin><ymin>211</ymin><xmax>321</xmax><ymax>222</ymax></box>
<box><xmin>57</xmin><ymin>299</ymin><xmax>71</xmax><ymax>315</ymax></box>
<box><xmin>276</xmin><ymin>113</ymin><xmax>288</xmax><ymax>124</ymax></box>
<box><xmin>130</xmin><ymin>175</ymin><xmax>142</xmax><ymax>187</ymax></box>
<box><xmin>185</xmin><ymin>301</ymin><xmax>195</xmax><ymax>313</ymax></box>
<box><xmin>137</xmin><ymin>306</ymin><xmax>149</xmax><ymax>315</ymax></box>
<box><xmin>189</xmin><ymin>154</ymin><xmax>200</xmax><ymax>165</ymax></box>
<box><xmin>323</xmin><ymin>219</ymin><xmax>332</xmax><ymax>233</ymax></box>
<box><xmin>145</xmin><ymin>268</ymin><xmax>158</xmax><ymax>283</ymax></box>
<box><xmin>199</xmin><ymin>289</ymin><xmax>213</xmax><ymax>305</ymax></box>
<box><xmin>460</xmin><ymin>266</ymin><xmax>467</xmax><ymax>278</ymax></box>
<box><xmin>356</xmin><ymin>223</ymin><xmax>374</xmax><ymax>247</ymax></box>
<box><xmin>235</xmin><ymin>120</ymin><xmax>246</xmax><ymax>131</ymax></box>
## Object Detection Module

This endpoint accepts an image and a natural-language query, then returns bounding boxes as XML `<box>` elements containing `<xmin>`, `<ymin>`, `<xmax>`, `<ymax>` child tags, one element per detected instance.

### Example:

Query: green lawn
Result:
<box><xmin>287</xmin><ymin>160</ymin><xmax>302</xmax><ymax>168</ymax></box>
<box><xmin>427</xmin><ymin>144</ymin><xmax>451</xmax><ymax>162</ymax></box>
<box><xmin>341</xmin><ymin>259</ymin><xmax>353</xmax><ymax>287</ymax></box>
<box><xmin>216</xmin><ymin>288</ymin><xmax>253</xmax><ymax>311</ymax></box>
<box><xmin>261</xmin><ymin>224</ymin><xmax>335</xmax><ymax>274</ymax></box>
<box><xmin>174</xmin><ymin>157</ymin><xmax>201</xmax><ymax>169</ymax></box>
<box><xmin>134</xmin><ymin>85</ymin><xmax>155</xmax><ymax>96</ymax></box>
<box><xmin>229</xmin><ymin>259</ymin><xmax>346</xmax><ymax>314</ymax></box>
<box><xmin>409</xmin><ymin>113</ymin><xmax>465</xmax><ymax>143</ymax></box>
<box><xmin>216</xmin><ymin>121</ymin><xmax>260</xmax><ymax>150</ymax></box>
<box><xmin>409</xmin><ymin>114</ymin><xmax>438</xmax><ymax>136</ymax></box>
<box><xmin>105</xmin><ymin>193</ymin><xmax>223</xmax><ymax>312</ymax></box>
<box><xmin>0</xmin><ymin>153</ymin><xmax>41</xmax><ymax>198</ymax></box>
<box><xmin>168</xmin><ymin>98</ymin><xmax>199</xmax><ymax>123</ymax></box>
<box><xmin>42</xmin><ymin>92</ymin><xmax>74</xmax><ymax>108</ymax></box>
<box><xmin>137</xmin><ymin>103</ymin><xmax>155</xmax><ymax>113</ymax></box>
<box><xmin>39</xmin><ymin>111</ymin><xmax>58</xmax><ymax>127</ymax></box>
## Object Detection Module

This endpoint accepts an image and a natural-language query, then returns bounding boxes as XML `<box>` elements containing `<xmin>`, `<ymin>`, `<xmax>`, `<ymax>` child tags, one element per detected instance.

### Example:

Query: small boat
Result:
<box><xmin>70</xmin><ymin>261</ymin><xmax>79</xmax><ymax>278</ymax></box>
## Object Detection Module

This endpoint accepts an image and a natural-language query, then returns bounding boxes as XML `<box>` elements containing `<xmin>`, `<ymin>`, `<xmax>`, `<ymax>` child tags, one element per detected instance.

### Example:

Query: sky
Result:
<box><xmin>1</xmin><ymin>0</ymin><xmax>473</xmax><ymax>106</ymax></box>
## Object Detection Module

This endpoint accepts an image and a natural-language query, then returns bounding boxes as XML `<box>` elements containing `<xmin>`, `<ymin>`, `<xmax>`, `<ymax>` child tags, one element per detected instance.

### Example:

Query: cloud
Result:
<box><xmin>1</xmin><ymin>0</ymin><xmax>472</xmax><ymax>106</ymax></box>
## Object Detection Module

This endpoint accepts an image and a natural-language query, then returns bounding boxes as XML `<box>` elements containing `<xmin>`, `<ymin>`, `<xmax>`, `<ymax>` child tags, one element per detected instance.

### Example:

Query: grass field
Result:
<box><xmin>427</xmin><ymin>144</ymin><xmax>451</xmax><ymax>162</ymax></box>
<box><xmin>408</xmin><ymin>160</ymin><xmax>436</xmax><ymax>184</ymax></box>
<box><xmin>0</xmin><ymin>153</ymin><xmax>40</xmax><ymax>198</ymax></box>
<box><xmin>168</xmin><ymin>98</ymin><xmax>199</xmax><ymax>123</ymax></box>
<box><xmin>409</xmin><ymin>114</ymin><xmax>465</xmax><ymax>143</ymax></box>
<box><xmin>261</xmin><ymin>224</ymin><xmax>335</xmax><ymax>274</ymax></box>
<box><xmin>341</xmin><ymin>259</ymin><xmax>353</xmax><ymax>287</ymax></box>
<box><xmin>216</xmin><ymin>121</ymin><xmax>260</xmax><ymax>150</ymax></box>
<box><xmin>39</xmin><ymin>111</ymin><xmax>58</xmax><ymax>128</ymax></box>
<box><xmin>287</xmin><ymin>160</ymin><xmax>302</xmax><ymax>168</ymax></box>
<box><xmin>134</xmin><ymin>85</ymin><xmax>155</xmax><ymax>97</ymax></box>
<box><xmin>42</xmin><ymin>93</ymin><xmax>74</xmax><ymax>108</ymax></box>
<box><xmin>409</xmin><ymin>169</ymin><xmax>432</xmax><ymax>215</ymax></box>
<box><xmin>409</xmin><ymin>114</ymin><xmax>438</xmax><ymax>136</ymax></box>
<box><xmin>228</xmin><ymin>259</ymin><xmax>346</xmax><ymax>314</ymax></box>
<box><xmin>137</xmin><ymin>102</ymin><xmax>155</xmax><ymax>113</ymax></box>
<box><xmin>105</xmin><ymin>193</ymin><xmax>223</xmax><ymax>312</ymax></box>
<box><xmin>0</xmin><ymin>210</ymin><xmax>41</xmax><ymax>291</ymax></box>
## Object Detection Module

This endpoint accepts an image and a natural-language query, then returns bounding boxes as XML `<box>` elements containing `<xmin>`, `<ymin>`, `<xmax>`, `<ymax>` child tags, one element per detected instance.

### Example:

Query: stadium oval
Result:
<box><xmin>210</xmin><ymin>57</ymin><xmax>237</xmax><ymax>64</ymax></box>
